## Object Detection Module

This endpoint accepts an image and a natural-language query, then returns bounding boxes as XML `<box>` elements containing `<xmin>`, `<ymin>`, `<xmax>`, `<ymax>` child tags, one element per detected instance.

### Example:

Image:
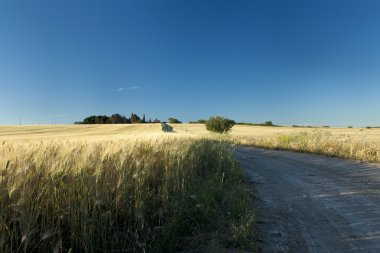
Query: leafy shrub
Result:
<box><xmin>205</xmin><ymin>116</ymin><xmax>235</xmax><ymax>134</ymax></box>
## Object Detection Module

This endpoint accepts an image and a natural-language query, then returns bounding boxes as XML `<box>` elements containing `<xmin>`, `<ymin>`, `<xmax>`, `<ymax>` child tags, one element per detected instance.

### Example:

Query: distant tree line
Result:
<box><xmin>75</xmin><ymin>113</ymin><xmax>161</xmax><ymax>124</ymax></box>
<box><xmin>236</xmin><ymin>121</ymin><xmax>278</xmax><ymax>127</ymax></box>
<box><xmin>167</xmin><ymin>118</ymin><xmax>182</xmax><ymax>124</ymax></box>
<box><xmin>189</xmin><ymin>119</ymin><xmax>207</xmax><ymax>124</ymax></box>
<box><xmin>190</xmin><ymin>119</ymin><xmax>278</xmax><ymax>127</ymax></box>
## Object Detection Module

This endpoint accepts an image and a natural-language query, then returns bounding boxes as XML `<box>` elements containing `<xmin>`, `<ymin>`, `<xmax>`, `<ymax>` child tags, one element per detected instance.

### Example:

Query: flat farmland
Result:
<box><xmin>0</xmin><ymin>124</ymin><xmax>254</xmax><ymax>252</ymax></box>
<box><xmin>173</xmin><ymin>124</ymin><xmax>380</xmax><ymax>141</ymax></box>
<box><xmin>0</xmin><ymin>124</ymin><xmax>163</xmax><ymax>141</ymax></box>
<box><xmin>2</xmin><ymin>124</ymin><xmax>380</xmax><ymax>142</ymax></box>
<box><xmin>172</xmin><ymin>124</ymin><xmax>380</xmax><ymax>163</ymax></box>
<box><xmin>2</xmin><ymin>124</ymin><xmax>380</xmax><ymax>252</ymax></box>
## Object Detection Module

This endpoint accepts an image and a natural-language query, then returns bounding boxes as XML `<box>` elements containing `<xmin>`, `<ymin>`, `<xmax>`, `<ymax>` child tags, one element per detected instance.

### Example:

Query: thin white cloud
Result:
<box><xmin>113</xmin><ymin>86</ymin><xmax>147</xmax><ymax>92</ymax></box>
<box><xmin>128</xmin><ymin>86</ymin><xmax>140</xmax><ymax>90</ymax></box>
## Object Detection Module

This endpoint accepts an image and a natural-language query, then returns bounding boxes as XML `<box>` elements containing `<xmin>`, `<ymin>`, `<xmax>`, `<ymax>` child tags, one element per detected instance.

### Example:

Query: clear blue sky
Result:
<box><xmin>1</xmin><ymin>0</ymin><xmax>379</xmax><ymax>126</ymax></box>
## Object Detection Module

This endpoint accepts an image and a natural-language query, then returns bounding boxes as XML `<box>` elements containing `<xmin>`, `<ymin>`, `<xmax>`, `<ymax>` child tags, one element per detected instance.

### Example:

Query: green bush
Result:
<box><xmin>205</xmin><ymin>116</ymin><xmax>235</xmax><ymax>134</ymax></box>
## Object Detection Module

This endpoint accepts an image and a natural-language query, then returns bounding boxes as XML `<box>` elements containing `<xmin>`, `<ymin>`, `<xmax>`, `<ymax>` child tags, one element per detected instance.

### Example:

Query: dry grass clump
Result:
<box><xmin>0</xmin><ymin>137</ymin><xmax>254</xmax><ymax>252</ymax></box>
<box><xmin>235</xmin><ymin>130</ymin><xmax>380</xmax><ymax>163</ymax></box>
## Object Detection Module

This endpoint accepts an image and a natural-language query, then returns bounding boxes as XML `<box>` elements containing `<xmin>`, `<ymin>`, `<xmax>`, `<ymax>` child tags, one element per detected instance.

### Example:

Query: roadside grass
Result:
<box><xmin>0</xmin><ymin>136</ymin><xmax>254</xmax><ymax>252</ymax></box>
<box><xmin>235</xmin><ymin>130</ymin><xmax>380</xmax><ymax>163</ymax></box>
<box><xmin>170</xmin><ymin>124</ymin><xmax>380</xmax><ymax>163</ymax></box>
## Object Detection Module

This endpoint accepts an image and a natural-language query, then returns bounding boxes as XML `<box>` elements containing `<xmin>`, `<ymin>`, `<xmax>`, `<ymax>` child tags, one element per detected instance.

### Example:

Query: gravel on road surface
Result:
<box><xmin>234</xmin><ymin>146</ymin><xmax>380</xmax><ymax>253</ymax></box>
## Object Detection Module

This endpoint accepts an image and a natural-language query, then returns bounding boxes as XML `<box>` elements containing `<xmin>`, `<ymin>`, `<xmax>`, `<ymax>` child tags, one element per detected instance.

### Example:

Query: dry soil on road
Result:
<box><xmin>235</xmin><ymin>146</ymin><xmax>380</xmax><ymax>253</ymax></box>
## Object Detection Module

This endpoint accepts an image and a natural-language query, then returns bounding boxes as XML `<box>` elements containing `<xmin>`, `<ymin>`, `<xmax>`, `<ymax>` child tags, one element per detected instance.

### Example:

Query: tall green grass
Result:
<box><xmin>0</xmin><ymin>138</ymin><xmax>254</xmax><ymax>252</ymax></box>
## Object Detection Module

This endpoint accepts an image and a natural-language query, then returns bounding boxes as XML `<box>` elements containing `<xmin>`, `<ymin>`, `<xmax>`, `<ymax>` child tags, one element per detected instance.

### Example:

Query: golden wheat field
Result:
<box><xmin>1</xmin><ymin>124</ymin><xmax>380</xmax><ymax>252</ymax></box>
<box><xmin>173</xmin><ymin>123</ymin><xmax>380</xmax><ymax>141</ymax></box>
<box><xmin>171</xmin><ymin>124</ymin><xmax>380</xmax><ymax>162</ymax></box>
<box><xmin>1</xmin><ymin>123</ymin><xmax>379</xmax><ymax>164</ymax></box>
<box><xmin>0</xmin><ymin>124</ymin><xmax>255</xmax><ymax>252</ymax></box>
<box><xmin>2</xmin><ymin>124</ymin><xmax>380</xmax><ymax>141</ymax></box>
<box><xmin>0</xmin><ymin>124</ymin><xmax>163</xmax><ymax>141</ymax></box>
<box><xmin>1</xmin><ymin>123</ymin><xmax>380</xmax><ymax>162</ymax></box>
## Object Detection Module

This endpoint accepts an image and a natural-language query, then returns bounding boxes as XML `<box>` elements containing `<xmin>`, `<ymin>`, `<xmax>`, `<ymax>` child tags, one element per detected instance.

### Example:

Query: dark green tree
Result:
<box><xmin>108</xmin><ymin>114</ymin><xmax>129</xmax><ymax>124</ymax></box>
<box><xmin>264</xmin><ymin>121</ymin><xmax>273</xmax><ymax>126</ymax></box>
<box><xmin>95</xmin><ymin>115</ymin><xmax>109</xmax><ymax>124</ymax></box>
<box><xmin>83</xmin><ymin>116</ymin><xmax>96</xmax><ymax>124</ymax></box>
<box><xmin>205</xmin><ymin>116</ymin><xmax>235</xmax><ymax>134</ymax></box>
<box><xmin>130</xmin><ymin>113</ymin><xmax>141</xmax><ymax>123</ymax></box>
<box><xmin>168</xmin><ymin>118</ymin><xmax>182</xmax><ymax>124</ymax></box>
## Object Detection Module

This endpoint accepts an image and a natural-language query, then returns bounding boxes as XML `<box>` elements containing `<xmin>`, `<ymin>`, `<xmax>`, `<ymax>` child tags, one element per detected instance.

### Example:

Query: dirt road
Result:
<box><xmin>234</xmin><ymin>146</ymin><xmax>380</xmax><ymax>253</ymax></box>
